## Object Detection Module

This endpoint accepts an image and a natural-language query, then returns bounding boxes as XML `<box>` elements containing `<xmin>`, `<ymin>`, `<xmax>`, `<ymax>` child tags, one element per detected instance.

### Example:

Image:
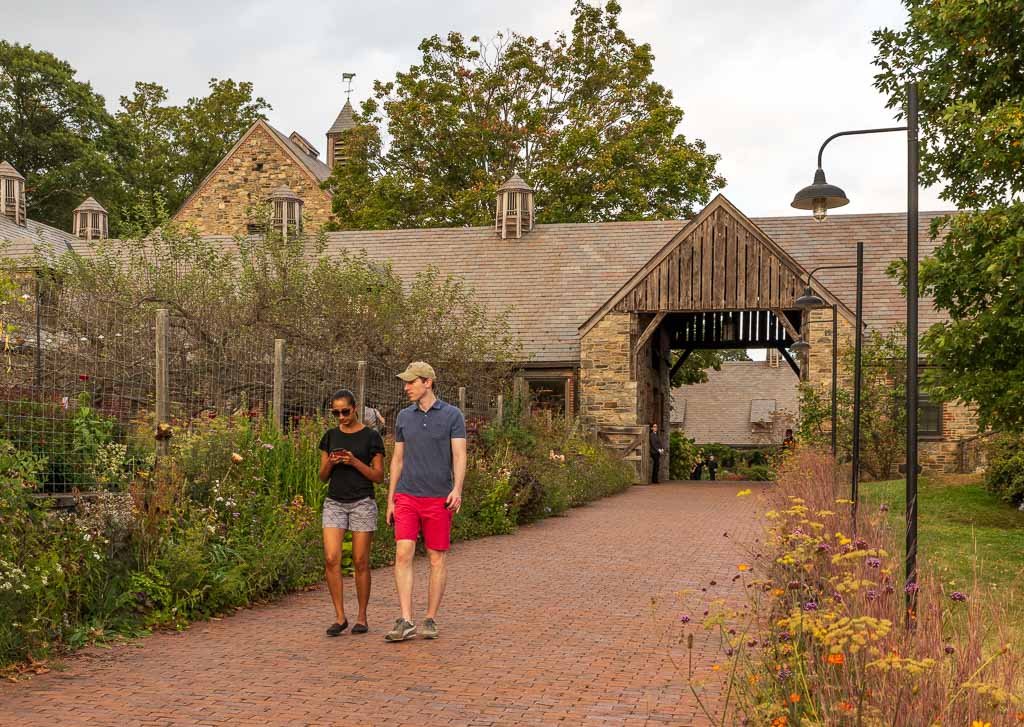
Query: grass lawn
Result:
<box><xmin>860</xmin><ymin>476</ymin><xmax>1024</xmax><ymax>622</ymax></box>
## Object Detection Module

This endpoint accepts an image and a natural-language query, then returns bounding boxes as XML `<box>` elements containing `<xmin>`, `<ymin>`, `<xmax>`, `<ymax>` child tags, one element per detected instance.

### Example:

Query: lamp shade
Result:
<box><xmin>795</xmin><ymin>286</ymin><xmax>826</xmax><ymax>309</ymax></box>
<box><xmin>790</xmin><ymin>338</ymin><xmax>811</xmax><ymax>355</ymax></box>
<box><xmin>791</xmin><ymin>168</ymin><xmax>849</xmax><ymax>221</ymax></box>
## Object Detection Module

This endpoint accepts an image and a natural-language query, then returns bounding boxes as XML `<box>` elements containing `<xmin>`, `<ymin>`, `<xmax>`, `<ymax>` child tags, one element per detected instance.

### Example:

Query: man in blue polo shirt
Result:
<box><xmin>385</xmin><ymin>361</ymin><xmax>467</xmax><ymax>642</ymax></box>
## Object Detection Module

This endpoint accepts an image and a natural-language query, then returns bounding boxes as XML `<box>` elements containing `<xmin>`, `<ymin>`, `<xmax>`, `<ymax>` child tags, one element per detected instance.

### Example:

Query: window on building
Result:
<box><xmin>528</xmin><ymin>378</ymin><xmax>567</xmax><ymax>415</ymax></box>
<box><xmin>919</xmin><ymin>390</ymin><xmax>943</xmax><ymax>438</ymax></box>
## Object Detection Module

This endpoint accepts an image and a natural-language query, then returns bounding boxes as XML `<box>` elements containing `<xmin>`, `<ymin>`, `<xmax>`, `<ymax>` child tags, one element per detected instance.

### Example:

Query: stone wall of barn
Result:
<box><xmin>173</xmin><ymin>125</ymin><xmax>333</xmax><ymax>236</ymax></box>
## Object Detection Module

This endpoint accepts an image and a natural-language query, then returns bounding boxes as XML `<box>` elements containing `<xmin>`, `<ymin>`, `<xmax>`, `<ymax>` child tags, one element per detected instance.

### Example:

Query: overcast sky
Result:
<box><xmin>6</xmin><ymin>0</ymin><xmax>946</xmax><ymax>217</ymax></box>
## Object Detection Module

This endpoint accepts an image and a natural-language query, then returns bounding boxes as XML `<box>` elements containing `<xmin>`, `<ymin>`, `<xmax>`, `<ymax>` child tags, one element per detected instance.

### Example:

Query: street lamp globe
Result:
<box><xmin>791</xmin><ymin>168</ymin><xmax>849</xmax><ymax>222</ymax></box>
<box><xmin>790</xmin><ymin>338</ymin><xmax>811</xmax><ymax>355</ymax></box>
<box><xmin>795</xmin><ymin>285</ymin><xmax>826</xmax><ymax>309</ymax></box>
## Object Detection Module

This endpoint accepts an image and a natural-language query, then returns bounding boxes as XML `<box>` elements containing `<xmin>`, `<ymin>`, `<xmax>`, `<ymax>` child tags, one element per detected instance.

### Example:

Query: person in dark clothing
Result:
<box><xmin>691</xmin><ymin>449</ymin><xmax>704</xmax><ymax>481</ymax></box>
<box><xmin>707</xmin><ymin>454</ymin><xmax>718</xmax><ymax>481</ymax></box>
<box><xmin>649</xmin><ymin>423</ymin><xmax>665</xmax><ymax>483</ymax></box>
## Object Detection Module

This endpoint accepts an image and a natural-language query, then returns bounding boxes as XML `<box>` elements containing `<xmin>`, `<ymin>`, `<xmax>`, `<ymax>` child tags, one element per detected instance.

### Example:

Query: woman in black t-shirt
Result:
<box><xmin>317</xmin><ymin>389</ymin><xmax>385</xmax><ymax>636</ymax></box>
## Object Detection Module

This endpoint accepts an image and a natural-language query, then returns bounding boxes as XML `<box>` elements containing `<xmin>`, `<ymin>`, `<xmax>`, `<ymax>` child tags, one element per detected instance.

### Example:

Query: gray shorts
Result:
<box><xmin>322</xmin><ymin>496</ymin><xmax>378</xmax><ymax>532</ymax></box>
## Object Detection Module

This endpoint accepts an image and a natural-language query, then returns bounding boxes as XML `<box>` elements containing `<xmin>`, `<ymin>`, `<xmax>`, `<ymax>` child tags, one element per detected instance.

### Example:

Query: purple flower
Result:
<box><xmin>905</xmin><ymin>582</ymin><xmax>919</xmax><ymax>594</ymax></box>
<box><xmin>680</xmin><ymin>615</ymin><xmax>691</xmax><ymax>624</ymax></box>
<box><xmin>262</xmin><ymin>443</ymin><xmax>274</xmax><ymax>450</ymax></box>
<box><xmin>879</xmin><ymin>503</ymin><xmax>890</xmax><ymax>513</ymax></box>
<box><xmin>854</xmin><ymin>538</ymin><xmax>869</xmax><ymax>550</ymax></box>
<box><xmin>866</xmin><ymin>557</ymin><xmax>881</xmax><ymax>568</ymax></box>
<box><xmin>866</xmin><ymin>589</ymin><xmax>878</xmax><ymax>601</ymax></box>
<box><xmin>833</xmin><ymin>593</ymin><xmax>844</xmax><ymax>604</ymax></box>
<box><xmin>803</xmin><ymin>600</ymin><xmax>818</xmax><ymax>611</ymax></box>
<box><xmin>944</xmin><ymin>645</ymin><xmax>955</xmax><ymax>655</ymax></box>
<box><xmin>816</xmin><ymin>542</ymin><xmax>832</xmax><ymax>553</ymax></box>
<box><xmin>778</xmin><ymin>631</ymin><xmax>791</xmax><ymax>642</ymax></box>
<box><xmin>777</xmin><ymin>666</ymin><xmax>793</xmax><ymax>681</ymax></box>
<box><xmin>884</xmin><ymin>585</ymin><xmax>895</xmax><ymax>595</ymax></box>
<box><xmin>725</xmin><ymin>647</ymin><xmax>734</xmax><ymax>656</ymax></box>
<box><xmin>950</xmin><ymin>591</ymin><xmax>967</xmax><ymax>602</ymax></box>
<box><xmin>232</xmin><ymin>512</ymin><xmax>240</xmax><ymax>518</ymax></box>
<box><xmin>747</xmin><ymin>638</ymin><xmax>759</xmax><ymax>648</ymax></box>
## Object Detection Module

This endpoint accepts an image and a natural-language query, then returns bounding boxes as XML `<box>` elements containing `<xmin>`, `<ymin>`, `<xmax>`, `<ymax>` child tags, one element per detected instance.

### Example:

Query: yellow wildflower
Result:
<box><xmin>736</xmin><ymin>489</ymin><xmax>752</xmax><ymax>497</ymax></box>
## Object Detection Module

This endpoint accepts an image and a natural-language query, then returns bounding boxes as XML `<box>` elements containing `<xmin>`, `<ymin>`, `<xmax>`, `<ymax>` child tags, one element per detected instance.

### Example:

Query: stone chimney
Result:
<box><xmin>73</xmin><ymin>197</ymin><xmax>109</xmax><ymax>240</ymax></box>
<box><xmin>0</xmin><ymin>161</ymin><xmax>27</xmax><ymax>226</ymax></box>
<box><xmin>495</xmin><ymin>173</ymin><xmax>534</xmax><ymax>239</ymax></box>
<box><xmin>326</xmin><ymin>99</ymin><xmax>356</xmax><ymax>169</ymax></box>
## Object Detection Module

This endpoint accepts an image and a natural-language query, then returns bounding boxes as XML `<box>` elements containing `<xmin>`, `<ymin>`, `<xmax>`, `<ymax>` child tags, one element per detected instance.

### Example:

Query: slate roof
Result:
<box><xmin>754</xmin><ymin>211</ymin><xmax>951</xmax><ymax>332</ymax></box>
<box><xmin>267</xmin><ymin>124</ymin><xmax>331</xmax><ymax>182</ymax></box>
<box><xmin>3</xmin><ymin>201</ymin><xmax>957</xmax><ymax>364</ymax></box>
<box><xmin>670</xmin><ymin>360</ymin><xmax>800</xmax><ymax>446</ymax></box>
<box><xmin>327</xmin><ymin>100</ymin><xmax>356</xmax><ymax>135</ymax></box>
<box><xmin>0</xmin><ymin>214</ymin><xmax>74</xmax><ymax>264</ymax></box>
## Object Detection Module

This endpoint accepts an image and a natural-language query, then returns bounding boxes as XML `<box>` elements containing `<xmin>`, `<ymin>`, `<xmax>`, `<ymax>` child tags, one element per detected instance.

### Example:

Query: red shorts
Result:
<box><xmin>393</xmin><ymin>493</ymin><xmax>453</xmax><ymax>551</ymax></box>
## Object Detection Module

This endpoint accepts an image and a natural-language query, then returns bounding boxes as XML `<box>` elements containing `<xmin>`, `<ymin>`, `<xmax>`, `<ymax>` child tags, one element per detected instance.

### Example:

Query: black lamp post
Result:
<box><xmin>795</xmin><ymin>245</ymin><xmax>865</xmax><ymax>527</ymax></box>
<box><xmin>791</xmin><ymin>81</ymin><xmax>920</xmax><ymax>627</ymax></box>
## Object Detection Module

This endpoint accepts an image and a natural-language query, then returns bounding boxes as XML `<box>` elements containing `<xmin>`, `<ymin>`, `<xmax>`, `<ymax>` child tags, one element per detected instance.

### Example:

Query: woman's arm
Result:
<box><xmin>340</xmin><ymin>451</ymin><xmax>385</xmax><ymax>483</ymax></box>
<box><xmin>319</xmin><ymin>450</ymin><xmax>340</xmax><ymax>482</ymax></box>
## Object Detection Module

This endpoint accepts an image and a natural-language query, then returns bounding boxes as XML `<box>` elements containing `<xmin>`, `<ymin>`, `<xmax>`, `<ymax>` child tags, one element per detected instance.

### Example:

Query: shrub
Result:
<box><xmin>670</xmin><ymin>432</ymin><xmax>701</xmax><ymax>480</ymax></box>
<box><xmin>984</xmin><ymin>433</ymin><xmax>1024</xmax><ymax>506</ymax></box>
<box><xmin>677</xmin><ymin>448</ymin><xmax>1024</xmax><ymax>725</ymax></box>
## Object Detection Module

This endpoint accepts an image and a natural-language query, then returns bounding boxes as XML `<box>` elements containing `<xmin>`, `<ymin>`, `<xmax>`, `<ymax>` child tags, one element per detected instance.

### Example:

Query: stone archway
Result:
<box><xmin>578</xmin><ymin>195</ymin><xmax>854</xmax><ymax>483</ymax></box>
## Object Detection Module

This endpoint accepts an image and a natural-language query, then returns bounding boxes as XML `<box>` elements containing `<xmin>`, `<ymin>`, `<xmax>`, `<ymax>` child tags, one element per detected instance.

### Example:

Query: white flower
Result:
<box><xmin>92</xmin><ymin>552</ymin><xmax>101</xmax><ymax>560</ymax></box>
<box><xmin>40</xmin><ymin>575</ymin><xmax>48</xmax><ymax>586</ymax></box>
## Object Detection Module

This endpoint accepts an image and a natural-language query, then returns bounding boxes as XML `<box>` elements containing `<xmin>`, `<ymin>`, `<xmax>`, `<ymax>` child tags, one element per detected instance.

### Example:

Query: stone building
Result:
<box><xmin>670</xmin><ymin>357</ymin><xmax>799</xmax><ymax>448</ymax></box>
<box><xmin>1</xmin><ymin>145</ymin><xmax>977</xmax><ymax>480</ymax></box>
<box><xmin>170</xmin><ymin>98</ymin><xmax>355</xmax><ymax>235</ymax></box>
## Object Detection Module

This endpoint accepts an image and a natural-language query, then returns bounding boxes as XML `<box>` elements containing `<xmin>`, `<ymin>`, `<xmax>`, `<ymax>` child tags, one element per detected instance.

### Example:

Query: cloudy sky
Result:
<box><xmin>7</xmin><ymin>0</ymin><xmax>946</xmax><ymax>217</ymax></box>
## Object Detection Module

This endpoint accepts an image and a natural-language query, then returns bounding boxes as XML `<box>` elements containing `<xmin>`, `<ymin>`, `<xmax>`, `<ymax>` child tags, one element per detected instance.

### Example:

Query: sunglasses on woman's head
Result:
<box><xmin>331</xmin><ymin>407</ymin><xmax>353</xmax><ymax>417</ymax></box>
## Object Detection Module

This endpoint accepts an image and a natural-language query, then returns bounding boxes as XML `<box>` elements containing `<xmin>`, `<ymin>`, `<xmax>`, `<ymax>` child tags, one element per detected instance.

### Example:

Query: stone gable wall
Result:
<box><xmin>173</xmin><ymin>125</ymin><xmax>333</xmax><ymax>236</ymax></box>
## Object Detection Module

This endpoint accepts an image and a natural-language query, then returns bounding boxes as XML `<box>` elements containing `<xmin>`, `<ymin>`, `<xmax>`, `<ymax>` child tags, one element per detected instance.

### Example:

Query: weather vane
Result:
<box><xmin>342</xmin><ymin>72</ymin><xmax>356</xmax><ymax>102</ymax></box>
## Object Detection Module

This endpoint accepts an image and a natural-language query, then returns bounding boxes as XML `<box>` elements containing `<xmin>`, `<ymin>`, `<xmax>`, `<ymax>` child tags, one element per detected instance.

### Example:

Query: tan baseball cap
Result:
<box><xmin>396</xmin><ymin>361</ymin><xmax>436</xmax><ymax>382</ymax></box>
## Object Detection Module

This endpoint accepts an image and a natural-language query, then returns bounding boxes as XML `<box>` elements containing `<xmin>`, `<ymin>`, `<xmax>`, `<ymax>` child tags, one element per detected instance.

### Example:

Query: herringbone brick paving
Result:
<box><xmin>1</xmin><ymin>481</ymin><xmax>764</xmax><ymax>726</ymax></box>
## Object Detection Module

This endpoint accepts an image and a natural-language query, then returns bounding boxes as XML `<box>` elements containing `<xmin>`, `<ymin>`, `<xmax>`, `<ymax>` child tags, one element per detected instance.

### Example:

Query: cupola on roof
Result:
<box><xmin>73</xmin><ymin>196</ymin><xmax>109</xmax><ymax>240</ymax></box>
<box><xmin>495</xmin><ymin>172</ymin><xmax>535</xmax><ymax>240</ymax></box>
<box><xmin>0</xmin><ymin>160</ymin><xmax>27</xmax><ymax>226</ymax></box>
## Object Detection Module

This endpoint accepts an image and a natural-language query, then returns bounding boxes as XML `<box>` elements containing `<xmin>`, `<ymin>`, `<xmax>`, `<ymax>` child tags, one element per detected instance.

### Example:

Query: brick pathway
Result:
<box><xmin>1</xmin><ymin>482</ymin><xmax>764</xmax><ymax>726</ymax></box>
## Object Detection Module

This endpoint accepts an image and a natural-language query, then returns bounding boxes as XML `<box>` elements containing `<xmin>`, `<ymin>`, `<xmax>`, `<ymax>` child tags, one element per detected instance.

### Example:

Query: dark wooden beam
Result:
<box><xmin>669</xmin><ymin>348</ymin><xmax>694</xmax><ymax>380</ymax></box>
<box><xmin>777</xmin><ymin>346</ymin><xmax>801</xmax><ymax>377</ymax></box>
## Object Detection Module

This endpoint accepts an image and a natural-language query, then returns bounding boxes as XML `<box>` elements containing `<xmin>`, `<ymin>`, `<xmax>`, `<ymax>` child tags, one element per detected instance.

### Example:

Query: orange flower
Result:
<box><xmin>827</xmin><ymin>653</ymin><xmax>845</xmax><ymax>665</ymax></box>
<box><xmin>837</xmin><ymin>701</ymin><xmax>855</xmax><ymax>712</ymax></box>
<box><xmin>737</xmin><ymin>564</ymin><xmax>750</xmax><ymax>572</ymax></box>
<box><xmin>789</xmin><ymin>693</ymin><xmax>801</xmax><ymax>703</ymax></box>
<box><xmin>711</xmin><ymin>664</ymin><xmax>721</xmax><ymax>671</ymax></box>
<box><xmin>971</xmin><ymin>721</ymin><xmax>992</xmax><ymax>727</ymax></box>
<box><xmin>771</xmin><ymin>717</ymin><xmax>788</xmax><ymax>727</ymax></box>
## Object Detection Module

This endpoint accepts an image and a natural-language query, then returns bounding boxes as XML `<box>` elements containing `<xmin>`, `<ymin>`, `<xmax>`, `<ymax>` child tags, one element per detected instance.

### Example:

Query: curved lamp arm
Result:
<box><xmin>817</xmin><ymin>127</ymin><xmax>908</xmax><ymax>168</ymax></box>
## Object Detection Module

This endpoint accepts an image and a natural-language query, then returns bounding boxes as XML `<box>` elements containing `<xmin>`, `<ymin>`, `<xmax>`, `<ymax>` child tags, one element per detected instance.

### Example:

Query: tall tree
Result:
<box><xmin>172</xmin><ymin>78</ymin><xmax>271</xmax><ymax>202</ymax></box>
<box><xmin>670</xmin><ymin>349</ymin><xmax>751</xmax><ymax>387</ymax></box>
<box><xmin>327</xmin><ymin>0</ymin><xmax>724</xmax><ymax>229</ymax></box>
<box><xmin>0</xmin><ymin>41</ymin><xmax>118</xmax><ymax>231</ymax></box>
<box><xmin>874</xmin><ymin>0</ymin><xmax>1024</xmax><ymax>431</ymax></box>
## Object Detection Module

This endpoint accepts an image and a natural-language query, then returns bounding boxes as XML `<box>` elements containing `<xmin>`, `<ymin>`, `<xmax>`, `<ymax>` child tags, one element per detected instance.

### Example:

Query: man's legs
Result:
<box><xmin>351</xmin><ymin>531</ymin><xmax>373</xmax><ymax>626</ymax></box>
<box><xmin>425</xmin><ymin>548</ymin><xmax>447</xmax><ymax>620</ymax></box>
<box><xmin>651</xmin><ymin>455</ymin><xmax>660</xmax><ymax>483</ymax></box>
<box><xmin>323</xmin><ymin>527</ymin><xmax>347</xmax><ymax>624</ymax></box>
<box><xmin>394</xmin><ymin>539</ymin><xmax>416</xmax><ymax>622</ymax></box>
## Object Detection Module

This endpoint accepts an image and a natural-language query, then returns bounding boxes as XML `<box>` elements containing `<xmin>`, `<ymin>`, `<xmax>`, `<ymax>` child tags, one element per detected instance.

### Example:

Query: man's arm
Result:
<box><xmin>387</xmin><ymin>442</ymin><xmax>404</xmax><ymax>525</ymax></box>
<box><xmin>447</xmin><ymin>437</ymin><xmax>467</xmax><ymax>513</ymax></box>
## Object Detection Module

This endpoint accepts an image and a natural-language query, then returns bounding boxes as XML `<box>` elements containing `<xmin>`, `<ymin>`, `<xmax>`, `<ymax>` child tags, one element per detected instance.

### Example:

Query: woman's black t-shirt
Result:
<box><xmin>318</xmin><ymin>426</ymin><xmax>385</xmax><ymax>503</ymax></box>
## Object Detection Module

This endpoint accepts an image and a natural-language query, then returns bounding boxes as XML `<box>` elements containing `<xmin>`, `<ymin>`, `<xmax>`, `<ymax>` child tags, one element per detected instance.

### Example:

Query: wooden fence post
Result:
<box><xmin>496</xmin><ymin>394</ymin><xmax>504</xmax><ymax>425</ymax></box>
<box><xmin>356</xmin><ymin>361</ymin><xmax>366</xmax><ymax>423</ymax></box>
<box><xmin>273</xmin><ymin>338</ymin><xmax>285</xmax><ymax>430</ymax></box>
<box><xmin>458</xmin><ymin>386</ymin><xmax>466</xmax><ymax>413</ymax></box>
<box><xmin>155</xmin><ymin>309</ymin><xmax>169</xmax><ymax>457</ymax></box>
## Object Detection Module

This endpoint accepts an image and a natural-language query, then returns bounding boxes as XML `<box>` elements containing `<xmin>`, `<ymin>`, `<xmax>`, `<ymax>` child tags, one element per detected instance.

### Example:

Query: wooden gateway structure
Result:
<box><xmin>578</xmin><ymin>195</ymin><xmax>853</xmax><ymax>483</ymax></box>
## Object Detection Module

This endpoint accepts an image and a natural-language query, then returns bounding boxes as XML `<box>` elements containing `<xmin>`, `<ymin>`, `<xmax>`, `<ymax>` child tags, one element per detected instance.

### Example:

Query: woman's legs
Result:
<box><xmin>323</xmin><ymin>527</ymin><xmax>347</xmax><ymax>623</ymax></box>
<box><xmin>350</xmin><ymin>531</ymin><xmax>373</xmax><ymax>625</ymax></box>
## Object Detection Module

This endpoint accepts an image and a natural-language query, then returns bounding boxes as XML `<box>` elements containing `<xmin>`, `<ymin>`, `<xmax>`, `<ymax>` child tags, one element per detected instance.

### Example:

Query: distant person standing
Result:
<box><xmin>385</xmin><ymin>362</ymin><xmax>467</xmax><ymax>642</ymax></box>
<box><xmin>782</xmin><ymin>428</ymin><xmax>797</xmax><ymax>451</ymax></box>
<box><xmin>649</xmin><ymin>423</ymin><xmax>665</xmax><ymax>484</ymax></box>
<box><xmin>707</xmin><ymin>454</ymin><xmax>718</xmax><ymax>481</ymax></box>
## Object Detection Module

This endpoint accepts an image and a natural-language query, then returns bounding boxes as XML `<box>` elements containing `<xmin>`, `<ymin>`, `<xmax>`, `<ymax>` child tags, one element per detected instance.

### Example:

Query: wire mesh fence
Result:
<box><xmin>2</xmin><ymin>295</ymin><xmax>503</xmax><ymax>495</ymax></box>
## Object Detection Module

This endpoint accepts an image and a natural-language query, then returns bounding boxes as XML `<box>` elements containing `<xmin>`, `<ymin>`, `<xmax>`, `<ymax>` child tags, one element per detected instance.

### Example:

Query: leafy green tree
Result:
<box><xmin>172</xmin><ymin>78</ymin><xmax>271</xmax><ymax>203</ymax></box>
<box><xmin>327</xmin><ymin>0</ymin><xmax>724</xmax><ymax>229</ymax></box>
<box><xmin>0</xmin><ymin>41</ymin><xmax>119</xmax><ymax>230</ymax></box>
<box><xmin>874</xmin><ymin>0</ymin><xmax>1024</xmax><ymax>431</ymax></box>
<box><xmin>798</xmin><ymin>329</ymin><xmax>908</xmax><ymax>481</ymax></box>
